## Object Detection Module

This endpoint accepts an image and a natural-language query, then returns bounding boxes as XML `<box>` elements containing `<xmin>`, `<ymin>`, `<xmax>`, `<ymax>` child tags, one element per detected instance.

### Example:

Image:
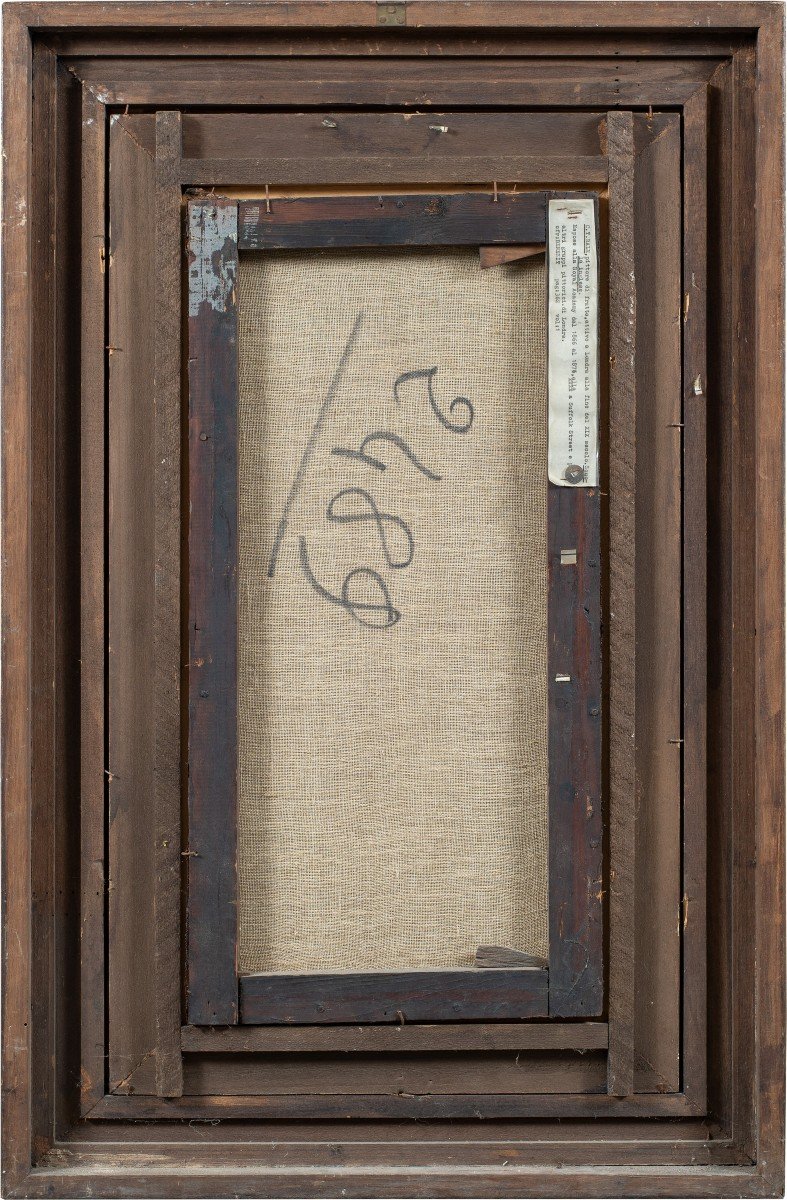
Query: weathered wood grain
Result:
<box><xmin>631</xmin><ymin>112</ymin><xmax>682</xmax><ymax>1095</ymax></box>
<box><xmin>186</xmin><ymin>156</ymin><xmax>606</xmax><ymax>187</ymax></box>
<box><xmin>78</xmin><ymin>82</ymin><xmax>107</xmax><ymax>1118</ymax></box>
<box><xmin>606</xmin><ymin>109</ymin><xmax>637</xmax><ymax>1098</ymax></box>
<box><xmin>67</xmin><ymin>54</ymin><xmax>721</xmax><ymax>109</ymax></box>
<box><xmin>681</xmin><ymin>83</ymin><xmax>709</xmax><ymax>1112</ymax></box>
<box><xmin>239</xmin><ymin>969</ymin><xmax>548</xmax><ymax>1024</ymax></box>
<box><xmin>12</xmin><ymin>3</ymin><xmax>778</xmax><ymax>31</ymax></box>
<box><xmin>85</xmin><ymin>1088</ymin><xmax>701</xmax><ymax>1124</ymax></box>
<box><xmin>46</xmin><ymin>29</ymin><xmax>742</xmax><ymax>57</ymax></box>
<box><xmin>187</xmin><ymin>199</ymin><xmax>240</xmax><ymax>1026</ymax></box>
<box><xmin>181</xmin><ymin>1022</ymin><xmax>609</xmax><ymax>1053</ymax></box>
<box><xmin>547</xmin><ymin>486</ymin><xmax>603</xmax><ymax>1018</ymax></box>
<box><xmin>29</xmin><ymin>35</ymin><xmax>60</xmax><ymax>1157</ymax></box>
<box><xmin>237</xmin><ymin>192</ymin><xmax>546</xmax><ymax>249</ymax></box>
<box><xmin>181</xmin><ymin>1050</ymin><xmax>607</xmax><ymax>1096</ymax></box>
<box><xmin>153</xmin><ymin>110</ymin><xmax>185</xmax><ymax>1097</ymax></box>
<box><xmin>128</xmin><ymin>110</ymin><xmax>606</xmax><ymax>160</ymax></box>
<box><xmin>107</xmin><ymin>114</ymin><xmax>159</xmax><ymax>1095</ymax></box>
<box><xmin>751</xmin><ymin>16</ymin><xmax>786</xmax><ymax>1193</ymax></box>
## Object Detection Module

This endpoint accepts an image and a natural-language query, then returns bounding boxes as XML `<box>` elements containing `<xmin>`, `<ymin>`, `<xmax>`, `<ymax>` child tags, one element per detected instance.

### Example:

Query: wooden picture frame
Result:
<box><xmin>2</xmin><ymin>4</ymin><xmax>783</xmax><ymax>1197</ymax></box>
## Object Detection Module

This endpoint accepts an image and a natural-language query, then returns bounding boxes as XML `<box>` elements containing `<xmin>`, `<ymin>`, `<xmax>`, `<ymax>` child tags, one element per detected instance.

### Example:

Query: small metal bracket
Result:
<box><xmin>377</xmin><ymin>2</ymin><xmax>406</xmax><ymax>25</ymax></box>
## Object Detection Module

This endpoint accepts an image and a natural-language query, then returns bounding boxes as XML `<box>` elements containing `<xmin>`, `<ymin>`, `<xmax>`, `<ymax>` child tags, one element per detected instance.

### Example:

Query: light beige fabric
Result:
<box><xmin>236</xmin><ymin>247</ymin><xmax>548</xmax><ymax>972</ymax></box>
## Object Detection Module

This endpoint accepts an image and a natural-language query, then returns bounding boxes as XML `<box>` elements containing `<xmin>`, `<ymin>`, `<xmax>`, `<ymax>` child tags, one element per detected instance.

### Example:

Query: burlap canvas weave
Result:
<box><xmin>236</xmin><ymin>246</ymin><xmax>548</xmax><ymax>972</ymax></box>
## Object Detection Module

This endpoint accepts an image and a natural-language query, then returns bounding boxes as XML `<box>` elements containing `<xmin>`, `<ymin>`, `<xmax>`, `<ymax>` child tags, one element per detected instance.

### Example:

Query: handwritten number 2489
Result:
<box><xmin>299</xmin><ymin>367</ymin><xmax>474</xmax><ymax>629</ymax></box>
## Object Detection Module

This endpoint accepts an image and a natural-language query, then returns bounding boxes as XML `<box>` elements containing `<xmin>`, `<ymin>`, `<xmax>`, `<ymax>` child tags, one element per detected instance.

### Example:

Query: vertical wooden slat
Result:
<box><xmin>752</xmin><ymin>11</ymin><xmax>786</xmax><ymax>1189</ymax></box>
<box><xmin>1</xmin><ymin>8</ymin><xmax>34</xmax><ymax>1187</ymax></box>
<box><xmin>727</xmin><ymin>45</ymin><xmax>758</xmax><ymax>1158</ymax></box>
<box><xmin>107</xmin><ymin>116</ymin><xmax>158</xmax><ymax>1092</ymax></box>
<box><xmin>631</xmin><ymin>112</ymin><xmax>682</xmax><ymax>1094</ymax></box>
<box><xmin>547</xmin><ymin>486</ymin><xmax>603</xmax><ymax>1017</ymax></box>
<box><xmin>606</xmin><ymin>109</ymin><xmax>636</xmax><ymax>1097</ymax></box>
<box><xmin>187</xmin><ymin>199</ymin><xmax>239</xmax><ymax>1025</ymax></box>
<box><xmin>79</xmin><ymin>84</ymin><xmax>108</xmax><ymax>1115</ymax></box>
<box><xmin>681</xmin><ymin>84</ymin><xmax>709</xmax><ymax>1112</ymax></box>
<box><xmin>153</xmin><ymin>110</ymin><xmax>184</xmax><ymax>1095</ymax></box>
<box><xmin>29</xmin><ymin>37</ymin><xmax>58</xmax><ymax>1150</ymax></box>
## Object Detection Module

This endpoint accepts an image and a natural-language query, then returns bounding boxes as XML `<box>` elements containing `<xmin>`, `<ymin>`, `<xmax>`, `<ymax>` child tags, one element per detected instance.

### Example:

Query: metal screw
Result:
<box><xmin>564</xmin><ymin>464</ymin><xmax>585</xmax><ymax>484</ymax></box>
<box><xmin>199</xmin><ymin>432</ymin><xmax>208</xmax><ymax>441</ymax></box>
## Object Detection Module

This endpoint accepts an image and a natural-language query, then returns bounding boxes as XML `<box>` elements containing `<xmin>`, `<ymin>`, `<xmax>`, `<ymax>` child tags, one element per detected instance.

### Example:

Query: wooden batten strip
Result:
<box><xmin>681</xmin><ymin>84</ymin><xmax>709</xmax><ymax>1113</ymax></box>
<box><xmin>79</xmin><ymin>84</ymin><xmax>108</xmax><ymax>1116</ymax></box>
<box><xmin>237</xmin><ymin>191</ymin><xmax>547</xmax><ymax>249</ymax></box>
<box><xmin>187</xmin><ymin>199</ymin><xmax>240</xmax><ymax>1025</ymax></box>
<box><xmin>547</xmin><ymin>485</ymin><xmax>603</xmax><ymax>1017</ymax></box>
<box><xmin>181</xmin><ymin>1021</ymin><xmax>609</xmax><ymax>1054</ymax></box>
<box><xmin>606</xmin><ymin>109</ymin><xmax>637</xmax><ymax>1097</ymax></box>
<box><xmin>239</xmin><ymin>969</ymin><xmax>549</xmax><ymax>1025</ymax></box>
<box><xmin>153</xmin><ymin>111</ymin><xmax>185</xmax><ymax>1095</ymax></box>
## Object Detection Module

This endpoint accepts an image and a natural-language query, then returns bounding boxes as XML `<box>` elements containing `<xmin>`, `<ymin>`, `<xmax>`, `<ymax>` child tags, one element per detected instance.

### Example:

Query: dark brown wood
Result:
<box><xmin>78</xmin><ymin>82</ymin><xmax>107</xmax><ymax>1118</ymax></box>
<box><xmin>181</xmin><ymin>1022</ymin><xmax>609</xmax><ymax>1053</ymax></box>
<box><xmin>751</xmin><ymin>16</ymin><xmax>786</xmax><ymax>1192</ymax></box>
<box><xmin>547</xmin><ymin>486</ymin><xmax>603</xmax><ymax>1018</ymax></box>
<box><xmin>45</xmin><ymin>29</ymin><xmax>743</xmax><ymax>57</ymax></box>
<box><xmin>182</xmin><ymin>1050</ymin><xmax>606</xmax><ymax>1096</ymax></box>
<box><xmin>107</xmin><ymin>112</ymin><xmax>159</xmax><ymax>1096</ymax></box>
<box><xmin>127</xmin><ymin>111</ymin><xmax>607</xmax><ymax>161</ymax></box>
<box><xmin>727</xmin><ymin>43</ymin><xmax>758</xmax><ymax>1161</ymax></box>
<box><xmin>44</xmin><ymin>28</ymin><xmax>744</xmax><ymax>57</ymax></box>
<box><xmin>606</xmin><ymin>109</ymin><xmax>637</xmax><ymax>1098</ymax></box>
<box><xmin>67</xmin><ymin>53</ymin><xmax>722</xmax><ymax>109</ymax></box>
<box><xmin>185</xmin><ymin>157</ymin><xmax>606</xmax><ymax>187</ymax></box>
<box><xmin>85</xmin><ymin>1088</ymin><xmax>700</xmax><ymax>1123</ymax></box>
<box><xmin>681</xmin><ymin>83</ymin><xmax>709</xmax><ymax>1111</ymax></box>
<box><xmin>10</xmin><ymin>3</ymin><xmax>777</xmax><ymax>30</ymax></box>
<box><xmin>52</xmin><ymin>1112</ymin><xmax>732</xmax><ymax>1152</ymax></box>
<box><xmin>237</xmin><ymin>192</ymin><xmax>546</xmax><ymax>249</ymax></box>
<box><xmin>187</xmin><ymin>198</ymin><xmax>240</xmax><ymax>1026</ymax></box>
<box><xmin>28</xmin><ymin>36</ymin><xmax>59</xmax><ymax>1158</ymax></box>
<box><xmin>153</xmin><ymin>110</ymin><xmax>184</xmax><ymax>1097</ymax></box>
<box><xmin>631</xmin><ymin>112</ymin><xmax>682</xmax><ymax>1094</ymax></box>
<box><xmin>706</xmin><ymin>54</ymin><xmax>735</xmax><ymax>1147</ymax></box>
<box><xmin>239</xmin><ymin>968</ymin><xmax>548</xmax><ymax>1024</ymax></box>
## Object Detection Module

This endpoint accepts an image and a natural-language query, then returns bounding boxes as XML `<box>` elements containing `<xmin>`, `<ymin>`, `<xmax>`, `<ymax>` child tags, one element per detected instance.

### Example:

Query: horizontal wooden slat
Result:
<box><xmin>181</xmin><ymin>1022</ymin><xmax>608</xmax><ymax>1053</ymax></box>
<box><xmin>239</xmin><ymin>968</ymin><xmax>548</xmax><ymax>1024</ymax></box>
<box><xmin>182</xmin><ymin>1051</ymin><xmax>607</xmax><ymax>1096</ymax></box>
<box><xmin>127</xmin><ymin>110</ymin><xmax>606</xmax><ymax>160</ymax></box>
<box><xmin>237</xmin><ymin>192</ymin><xmax>546</xmax><ymax>249</ymax></box>
<box><xmin>183</xmin><ymin>156</ymin><xmax>607</xmax><ymax>187</ymax></box>
<box><xmin>87</xmin><ymin>1090</ymin><xmax>700</xmax><ymax>1122</ymax></box>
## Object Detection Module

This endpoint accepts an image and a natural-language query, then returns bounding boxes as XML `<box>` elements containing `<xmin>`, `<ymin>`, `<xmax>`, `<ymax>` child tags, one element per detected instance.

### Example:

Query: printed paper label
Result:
<box><xmin>547</xmin><ymin>198</ymin><xmax>599</xmax><ymax>487</ymax></box>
